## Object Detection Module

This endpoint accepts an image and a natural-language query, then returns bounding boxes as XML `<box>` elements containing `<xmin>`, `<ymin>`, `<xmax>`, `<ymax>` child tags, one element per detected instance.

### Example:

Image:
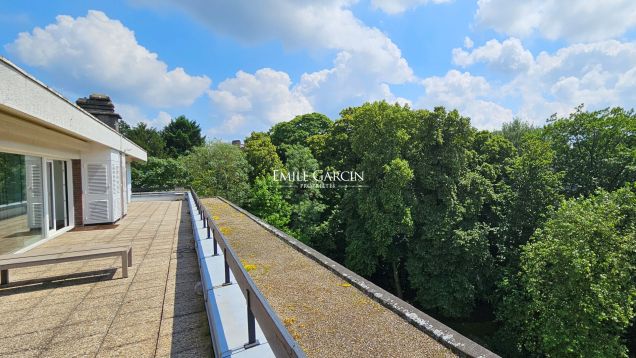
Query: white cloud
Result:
<box><xmin>449</xmin><ymin>37</ymin><xmax>636</xmax><ymax>125</ymax></box>
<box><xmin>476</xmin><ymin>0</ymin><xmax>636</xmax><ymax>42</ymax></box>
<box><xmin>464</xmin><ymin>36</ymin><xmax>474</xmax><ymax>49</ymax></box>
<box><xmin>419</xmin><ymin>70</ymin><xmax>513</xmax><ymax>129</ymax></box>
<box><xmin>452</xmin><ymin>37</ymin><xmax>534</xmax><ymax>74</ymax></box>
<box><xmin>5</xmin><ymin>10</ymin><xmax>211</xmax><ymax>107</ymax></box>
<box><xmin>209</xmin><ymin>68</ymin><xmax>313</xmax><ymax>134</ymax></box>
<box><xmin>117</xmin><ymin>104</ymin><xmax>173</xmax><ymax>129</ymax></box>
<box><xmin>511</xmin><ymin>40</ymin><xmax>636</xmax><ymax>121</ymax></box>
<box><xmin>371</xmin><ymin>0</ymin><xmax>452</xmax><ymax>14</ymax></box>
<box><xmin>140</xmin><ymin>0</ymin><xmax>414</xmax><ymax>116</ymax></box>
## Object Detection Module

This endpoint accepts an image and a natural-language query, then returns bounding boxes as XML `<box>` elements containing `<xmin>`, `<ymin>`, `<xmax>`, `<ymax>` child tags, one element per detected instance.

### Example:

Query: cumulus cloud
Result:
<box><xmin>5</xmin><ymin>10</ymin><xmax>211</xmax><ymax>107</ymax></box>
<box><xmin>140</xmin><ymin>0</ymin><xmax>413</xmax><ymax>117</ymax></box>
<box><xmin>209</xmin><ymin>68</ymin><xmax>313</xmax><ymax>134</ymax></box>
<box><xmin>117</xmin><ymin>104</ymin><xmax>172</xmax><ymax>129</ymax></box>
<box><xmin>476</xmin><ymin>0</ymin><xmax>636</xmax><ymax>42</ymax></box>
<box><xmin>419</xmin><ymin>70</ymin><xmax>513</xmax><ymax>129</ymax></box>
<box><xmin>371</xmin><ymin>0</ymin><xmax>452</xmax><ymax>14</ymax></box>
<box><xmin>511</xmin><ymin>40</ymin><xmax>636</xmax><ymax>121</ymax></box>
<box><xmin>452</xmin><ymin>37</ymin><xmax>534</xmax><ymax>74</ymax></box>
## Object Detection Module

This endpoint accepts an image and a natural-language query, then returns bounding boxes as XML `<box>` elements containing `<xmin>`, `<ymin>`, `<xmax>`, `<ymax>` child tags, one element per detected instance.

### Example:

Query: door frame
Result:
<box><xmin>15</xmin><ymin>157</ymin><xmax>75</xmax><ymax>253</ymax></box>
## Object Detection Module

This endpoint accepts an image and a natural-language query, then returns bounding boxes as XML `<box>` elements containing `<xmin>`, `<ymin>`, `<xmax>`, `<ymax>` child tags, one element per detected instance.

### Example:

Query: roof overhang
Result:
<box><xmin>0</xmin><ymin>56</ymin><xmax>147</xmax><ymax>161</ymax></box>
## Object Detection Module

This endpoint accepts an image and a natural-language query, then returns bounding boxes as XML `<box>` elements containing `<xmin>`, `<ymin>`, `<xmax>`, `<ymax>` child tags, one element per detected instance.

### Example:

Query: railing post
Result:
<box><xmin>244</xmin><ymin>289</ymin><xmax>259</xmax><ymax>349</ymax></box>
<box><xmin>203</xmin><ymin>215</ymin><xmax>207</xmax><ymax>228</ymax></box>
<box><xmin>207</xmin><ymin>221</ymin><xmax>211</xmax><ymax>239</ymax></box>
<box><xmin>223</xmin><ymin>249</ymin><xmax>231</xmax><ymax>285</ymax></box>
<box><xmin>213</xmin><ymin>234</ymin><xmax>218</xmax><ymax>256</ymax></box>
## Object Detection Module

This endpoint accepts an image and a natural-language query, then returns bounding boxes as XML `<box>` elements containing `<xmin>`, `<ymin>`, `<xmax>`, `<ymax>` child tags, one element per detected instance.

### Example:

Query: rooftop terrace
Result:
<box><xmin>0</xmin><ymin>200</ymin><xmax>211</xmax><ymax>357</ymax></box>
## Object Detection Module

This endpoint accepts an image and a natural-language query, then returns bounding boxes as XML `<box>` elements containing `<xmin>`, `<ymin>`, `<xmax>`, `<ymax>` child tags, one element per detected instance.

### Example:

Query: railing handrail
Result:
<box><xmin>190</xmin><ymin>189</ymin><xmax>306</xmax><ymax>358</ymax></box>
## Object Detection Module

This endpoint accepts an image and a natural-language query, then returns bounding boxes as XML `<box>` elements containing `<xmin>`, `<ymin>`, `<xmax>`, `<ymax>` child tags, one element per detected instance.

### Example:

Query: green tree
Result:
<box><xmin>269</xmin><ymin>113</ymin><xmax>332</xmax><ymax>159</ymax></box>
<box><xmin>282</xmin><ymin>144</ymin><xmax>326</xmax><ymax>243</ymax></box>
<box><xmin>341</xmin><ymin>102</ymin><xmax>416</xmax><ymax>298</ymax></box>
<box><xmin>502</xmin><ymin>186</ymin><xmax>636</xmax><ymax>357</ymax></box>
<box><xmin>244</xmin><ymin>132</ymin><xmax>283</xmax><ymax>181</ymax></box>
<box><xmin>123</xmin><ymin>122</ymin><xmax>166</xmax><ymax>158</ymax></box>
<box><xmin>181</xmin><ymin>142</ymin><xmax>250</xmax><ymax>204</ymax></box>
<box><xmin>499</xmin><ymin>136</ymin><xmax>563</xmax><ymax>267</ymax></box>
<box><xmin>542</xmin><ymin>106</ymin><xmax>636</xmax><ymax>197</ymax></box>
<box><xmin>498</xmin><ymin>118</ymin><xmax>537</xmax><ymax>150</ymax></box>
<box><xmin>247</xmin><ymin>176</ymin><xmax>291</xmax><ymax>229</ymax></box>
<box><xmin>406</xmin><ymin>107</ymin><xmax>495</xmax><ymax>318</ymax></box>
<box><xmin>162</xmin><ymin>115</ymin><xmax>205</xmax><ymax>157</ymax></box>
<box><xmin>131</xmin><ymin>157</ymin><xmax>187</xmax><ymax>192</ymax></box>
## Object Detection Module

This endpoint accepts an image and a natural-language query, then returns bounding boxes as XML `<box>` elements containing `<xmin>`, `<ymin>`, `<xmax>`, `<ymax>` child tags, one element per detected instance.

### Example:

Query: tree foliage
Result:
<box><xmin>502</xmin><ymin>187</ymin><xmax>636</xmax><ymax>357</ymax></box>
<box><xmin>281</xmin><ymin>144</ymin><xmax>326</xmax><ymax>244</ymax></box>
<box><xmin>162</xmin><ymin>115</ymin><xmax>206</xmax><ymax>158</ymax></box>
<box><xmin>269</xmin><ymin>113</ymin><xmax>333</xmax><ymax>159</ymax></box>
<box><xmin>247</xmin><ymin>176</ymin><xmax>291</xmax><ymax>228</ymax></box>
<box><xmin>121</xmin><ymin>122</ymin><xmax>166</xmax><ymax>158</ymax></box>
<box><xmin>181</xmin><ymin>142</ymin><xmax>250</xmax><ymax>204</ymax></box>
<box><xmin>130</xmin><ymin>157</ymin><xmax>187</xmax><ymax>192</ymax></box>
<box><xmin>244</xmin><ymin>132</ymin><xmax>283</xmax><ymax>181</ymax></box>
<box><xmin>543</xmin><ymin>106</ymin><xmax>636</xmax><ymax>197</ymax></box>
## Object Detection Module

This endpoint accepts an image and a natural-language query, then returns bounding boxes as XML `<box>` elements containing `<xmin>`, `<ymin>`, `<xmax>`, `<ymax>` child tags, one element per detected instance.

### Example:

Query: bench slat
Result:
<box><xmin>0</xmin><ymin>250</ymin><xmax>128</xmax><ymax>270</ymax></box>
<box><xmin>0</xmin><ymin>243</ymin><xmax>132</xmax><ymax>261</ymax></box>
<box><xmin>0</xmin><ymin>243</ymin><xmax>133</xmax><ymax>285</ymax></box>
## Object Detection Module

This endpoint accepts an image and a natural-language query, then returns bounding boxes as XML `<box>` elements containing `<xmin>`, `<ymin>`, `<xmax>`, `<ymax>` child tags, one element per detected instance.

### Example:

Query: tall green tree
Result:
<box><xmin>406</xmin><ymin>107</ymin><xmax>495</xmax><ymax>318</ymax></box>
<box><xmin>122</xmin><ymin>122</ymin><xmax>166</xmax><ymax>158</ymax></box>
<box><xmin>181</xmin><ymin>142</ymin><xmax>250</xmax><ymax>204</ymax></box>
<box><xmin>341</xmin><ymin>102</ymin><xmax>416</xmax><ymax>298</ymax></box>
<box><xmin>499</xmin><ymin>136</ymin><xmax>563</xmax><ymax>267</ymax></box>
<box><xmin>542</xmin><ymin>106</ymin><xmax>636</xmax><ymax>197</ymax></box>
<box><xmin>282</xmin><ymin>144</ymin><xmax>326</xmax><ymax>244</ymax></box>
<box><xmin>162</xmin><ymin>115</ymin><xmax>205</xmax><ymax>157</ymax></box>
<box><xmin>244</xmin><ymin>132</ymin><xmax>283</xmax><ymax>181</ymax></box>
<box><xmin>269</xmin><ymin>113</ymin><xmax>333</xmax><ymax>159</ymax></box>
<box><xmin>501</xmin><ymin>186</ymin><xmax>636</xmax><ymax>357</ymax></box>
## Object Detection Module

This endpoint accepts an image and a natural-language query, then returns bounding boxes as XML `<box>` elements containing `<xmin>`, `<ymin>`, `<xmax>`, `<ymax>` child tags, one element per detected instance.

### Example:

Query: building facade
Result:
<box><xmin>0</xmin><ymin>57</ymin><xmax>147</xmax><ymax>255</ymax></box>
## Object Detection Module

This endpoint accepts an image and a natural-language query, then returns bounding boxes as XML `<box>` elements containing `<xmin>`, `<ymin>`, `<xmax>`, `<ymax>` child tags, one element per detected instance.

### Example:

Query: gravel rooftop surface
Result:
<box><xmin>203</xmin><ymin>197</ymin><xmax>454</xmax><ymax>358</ymax></box>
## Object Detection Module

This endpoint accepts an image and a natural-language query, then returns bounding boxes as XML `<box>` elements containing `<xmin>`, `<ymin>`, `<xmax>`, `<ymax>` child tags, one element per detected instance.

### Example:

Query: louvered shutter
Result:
<box><xmin>84</xmin><ymin>163</ymin><xmax>110</xmax><ymax>224</ymax></box>
<box><xmin>121</xmin><ymin>154</ymin><xmax>128</xmax><ymax>215</ymax></box>
<box><xmin>25</xmin><ymin>156</ymin><xmax>43</xmax><ymax>228</ymax></box>
<box><xmin>111</xmin><ymin>153</ymin><xmax>121</xmax><ymax>221</ymax></box>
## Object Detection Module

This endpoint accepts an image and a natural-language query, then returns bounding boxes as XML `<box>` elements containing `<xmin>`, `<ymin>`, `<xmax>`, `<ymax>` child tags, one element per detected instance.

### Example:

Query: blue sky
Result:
<box><xmin>2</xmin><ymin>1</ymin><xmax>636</xmax><ymax>141</ymax></box>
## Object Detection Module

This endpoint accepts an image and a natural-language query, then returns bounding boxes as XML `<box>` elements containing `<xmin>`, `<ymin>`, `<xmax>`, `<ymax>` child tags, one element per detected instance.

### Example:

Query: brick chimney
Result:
<box><xmin>76</xmin><ymin>94</ymin><xmax>122</xmax><ymax>131</ymax></box>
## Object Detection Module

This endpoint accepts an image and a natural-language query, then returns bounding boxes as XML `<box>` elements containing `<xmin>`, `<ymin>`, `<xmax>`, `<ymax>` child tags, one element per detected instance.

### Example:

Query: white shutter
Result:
<box><xmin>88</xmin><ymin>200</ymin><xmax>109</xmax><ymax>222</ymax></box>
<box><xmin>25</xmin><ymin>157</ymin><xmax>43</xmax><ymax>228</ymax></box>
<box><xmin>87</xmin><ymin>164</ymin><xmax>108</xmax><ymax>194</ymax></box>
<box><xmin>85</xmin><ymin>163</ymin><xmax>111</xmax><ymax>224</ymax></box>
<box><xmin>111</xmin><ymin>155</ymin><xmax>121</xmax><ymax>221</ymax></box>
<box><xmin>121</xmin><ymin>154</ymin><xmax>128</xmax><ymax>215</ymax></box>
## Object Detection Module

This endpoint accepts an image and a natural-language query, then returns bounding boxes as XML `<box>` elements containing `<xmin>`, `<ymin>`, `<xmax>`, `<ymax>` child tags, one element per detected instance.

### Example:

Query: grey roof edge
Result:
<box><xmin>217</xmin><ymin>196</ymin><xmax>501</xmax><ymax>358</ymax></box>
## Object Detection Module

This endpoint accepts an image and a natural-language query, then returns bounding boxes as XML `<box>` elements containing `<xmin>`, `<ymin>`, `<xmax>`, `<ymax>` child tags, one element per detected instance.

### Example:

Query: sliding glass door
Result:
<box><xmin>0</xmin><ymin>153</ymin><xmax>43</xmax><ymax>254</ymax></box>
<box><xmin>46</xmin><ymin>160</ymin><xmax>69</xmax><ymax>235</ymax></box>
<box><xmin>0</xmin><ymin>153</ymin><xmax>72</xmax><ymax>254</ymax></box>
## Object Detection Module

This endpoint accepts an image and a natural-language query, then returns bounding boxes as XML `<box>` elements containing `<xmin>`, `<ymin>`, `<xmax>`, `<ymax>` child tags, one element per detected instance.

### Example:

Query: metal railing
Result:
<box><xmin>190</xmin><ymin>190</ymin><xmax>306</xmax><ymax>358</ymax></box>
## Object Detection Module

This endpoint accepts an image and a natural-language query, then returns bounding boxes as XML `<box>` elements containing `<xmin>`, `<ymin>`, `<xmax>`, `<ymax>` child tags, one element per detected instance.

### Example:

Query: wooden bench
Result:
<box><xmin>0</xmin><ymin>244</ymin><xmax>133</xmax><ymax>285</ymax></box>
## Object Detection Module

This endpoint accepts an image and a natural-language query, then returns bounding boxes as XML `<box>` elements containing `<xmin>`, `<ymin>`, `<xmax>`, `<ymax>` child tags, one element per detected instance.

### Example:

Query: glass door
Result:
<box><xmin>45</xmin><ymin>159</ymin><xmax>69</xmax><ymax>234</ymax></box>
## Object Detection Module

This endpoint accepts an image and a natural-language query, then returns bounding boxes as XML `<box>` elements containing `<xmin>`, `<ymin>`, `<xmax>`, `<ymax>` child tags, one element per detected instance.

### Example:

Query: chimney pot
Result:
<box><xmin>76</xmin><ymin>94</ymin><xmax>122</xmax><ymax>131</ymax></box>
